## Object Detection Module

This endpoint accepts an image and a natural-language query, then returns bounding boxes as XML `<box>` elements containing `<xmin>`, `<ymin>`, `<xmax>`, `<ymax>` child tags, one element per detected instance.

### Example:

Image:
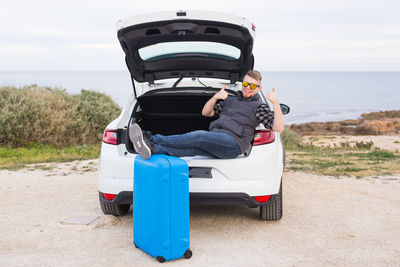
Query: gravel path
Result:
<box><xmin>1</xmin><ymin>160</ymin><xmax>399</xmax><ymax>266</ymax></box>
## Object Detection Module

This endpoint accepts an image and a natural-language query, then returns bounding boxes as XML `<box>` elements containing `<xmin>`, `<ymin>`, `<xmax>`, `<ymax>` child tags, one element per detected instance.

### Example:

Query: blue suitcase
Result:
<box><xmin>133</xmin><ymin>154</ymin><xmax>192</xmax><ymax>263</ymax></box>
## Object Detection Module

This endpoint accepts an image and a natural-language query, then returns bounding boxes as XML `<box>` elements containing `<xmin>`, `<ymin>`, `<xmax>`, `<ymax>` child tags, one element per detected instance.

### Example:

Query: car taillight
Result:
<box><xmin>102</xmin><ymin>193</ymin><xmax>116</xmax><ymax>201</ymax></box>
<box><xmin>102</xmin><ymin>129</ymin><xmax>118</xmax><ymax>145</ymax></box>
<box><xmin>254</xmin><ymin>195</ymin><xmax>271</xmax><ymax>203</ymax></box>
<box><xmin>253</xmin><ymin>130</ymin><xmax>275</xmax><ymax>146</ymax></box>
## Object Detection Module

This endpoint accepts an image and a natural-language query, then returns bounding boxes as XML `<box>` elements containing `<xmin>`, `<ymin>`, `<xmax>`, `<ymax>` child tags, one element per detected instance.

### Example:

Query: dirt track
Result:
<box><xmin>1</xmin><ymin>160</ymin><xmax>399</xmax><ymax>266</ymax></box>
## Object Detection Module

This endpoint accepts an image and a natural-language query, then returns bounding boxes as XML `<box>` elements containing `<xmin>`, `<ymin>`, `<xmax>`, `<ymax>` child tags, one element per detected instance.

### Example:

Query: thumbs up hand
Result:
<box><xmin>267</xmin><ymin>87</ymin><xmax>279</xmax><ymax>105</ymax></box>
<box><xmin>213</xmin><ymin>85</ymin><xmax>228</xmax><ymax>100</ymax></box>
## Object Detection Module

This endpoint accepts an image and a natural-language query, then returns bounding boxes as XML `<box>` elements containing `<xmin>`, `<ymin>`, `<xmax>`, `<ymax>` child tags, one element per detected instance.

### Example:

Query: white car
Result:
<box><xmin>98</xmin><ymin>10</ymin><xmax>290</xmax><ymax>220</ymax></box>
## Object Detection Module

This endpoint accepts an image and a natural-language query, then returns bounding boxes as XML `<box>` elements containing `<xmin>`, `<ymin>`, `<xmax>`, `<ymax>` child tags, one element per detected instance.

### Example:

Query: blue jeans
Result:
<box><xmin>151</xmin><ymin>130</ymin><xmax>241</xmax><ymax>159</ymax></box>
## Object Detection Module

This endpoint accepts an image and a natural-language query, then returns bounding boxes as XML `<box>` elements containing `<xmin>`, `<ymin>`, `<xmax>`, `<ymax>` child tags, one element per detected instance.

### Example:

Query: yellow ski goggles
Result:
<box><xmin>242</xmin><ymin>81</ymin><xmax>260</xmax><ymax>90</ymax></box>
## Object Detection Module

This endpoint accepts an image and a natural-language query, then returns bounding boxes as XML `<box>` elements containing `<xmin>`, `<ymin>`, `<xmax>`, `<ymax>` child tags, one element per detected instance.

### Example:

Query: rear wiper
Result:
<box><xmin>173</xmin><ymin>75</ymin><xmax>209</xmax><ymax>88</ymax></box>
<box><xmin>196</xmin><ymin>77</ymin><xmax>209</xmax><ymax>88</ymax></box>
<box><xmin>172</xmin><ymin>75</ymin><xmax>184</xmax><ymax>88</ymax></box>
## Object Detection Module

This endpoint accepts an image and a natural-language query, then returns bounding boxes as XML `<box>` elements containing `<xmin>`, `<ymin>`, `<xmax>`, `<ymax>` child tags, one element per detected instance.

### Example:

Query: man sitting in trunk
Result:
<box><xmin>129</xmin><ymin>70</ymin><xmax>284</xmax><ymax>160</ymax></box>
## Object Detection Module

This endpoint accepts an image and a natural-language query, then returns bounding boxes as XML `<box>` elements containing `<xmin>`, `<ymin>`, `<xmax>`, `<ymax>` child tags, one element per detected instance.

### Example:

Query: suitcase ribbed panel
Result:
<box><xmin>169</xmin><ymin>158</ymin><xmax>190</xmax><ymax>259</ymax></box>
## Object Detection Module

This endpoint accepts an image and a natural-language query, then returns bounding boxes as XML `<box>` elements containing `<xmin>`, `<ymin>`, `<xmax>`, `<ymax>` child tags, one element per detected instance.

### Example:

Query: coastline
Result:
<box><xmin>1</xmin><ymin>71</ymin><xmax>399</xmax><ymax>124</ymax></box>
<box><xmin>289</xmin><ymin>110</ymin><xmax>400</xmax><ymax>136</ymax></box>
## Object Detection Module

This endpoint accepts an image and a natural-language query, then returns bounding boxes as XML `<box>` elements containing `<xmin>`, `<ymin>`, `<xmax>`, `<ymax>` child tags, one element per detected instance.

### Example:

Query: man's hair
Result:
<box><xmin>245</xmin><ymin>70</ymin><xmax>262</xmax><ymax>82</ymax></box>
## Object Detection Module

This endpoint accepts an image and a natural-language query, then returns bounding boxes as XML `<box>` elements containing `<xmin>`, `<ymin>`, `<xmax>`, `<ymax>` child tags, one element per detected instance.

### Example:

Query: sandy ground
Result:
<box><xmin>0</xmin><ymin>159</ymin><xmax>399</xmax><ymax>266</ymax></box>
<box><xmin>303</xmin><ymin>135</ymin><xmax>400</xmax><ymax>152</ymax></box>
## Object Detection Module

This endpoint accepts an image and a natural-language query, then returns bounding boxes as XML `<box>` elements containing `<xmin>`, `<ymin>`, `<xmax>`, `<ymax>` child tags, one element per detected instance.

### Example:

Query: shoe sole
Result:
<box><xmin>129</xmin><ymin>123</ymin><xmax>151</xmax><ymax>160</ymax></box>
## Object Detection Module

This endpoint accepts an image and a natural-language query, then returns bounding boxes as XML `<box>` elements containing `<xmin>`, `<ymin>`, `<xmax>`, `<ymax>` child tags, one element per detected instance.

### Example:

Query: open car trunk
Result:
<box><xmin>125</xmin><ymin>87</ymin><xmax>236</xmax><ymax>153</ymax></box>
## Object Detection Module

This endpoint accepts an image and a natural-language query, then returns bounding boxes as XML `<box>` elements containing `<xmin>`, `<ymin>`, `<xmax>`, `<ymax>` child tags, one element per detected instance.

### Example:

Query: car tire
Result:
<box><xmin>259</xmin><ymin>181</ymin><xmax>282</xmax><ymax>221</ymax></box>
<box><xmin>99</xmin><ymin>196</ymin><xmax>130</xmax><ymax>216</ymax></box>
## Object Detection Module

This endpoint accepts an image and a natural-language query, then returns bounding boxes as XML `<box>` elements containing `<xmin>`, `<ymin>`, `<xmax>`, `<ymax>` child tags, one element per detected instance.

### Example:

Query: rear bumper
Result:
<box><xmin>99</xmin><ymin>191</ymin><xmax>279</xmax><ymax>207</ymax></box>
<box><xmin>99</xmin><ymin>134</ymin><xmax>284</xmax><ymax>197</ymax></box>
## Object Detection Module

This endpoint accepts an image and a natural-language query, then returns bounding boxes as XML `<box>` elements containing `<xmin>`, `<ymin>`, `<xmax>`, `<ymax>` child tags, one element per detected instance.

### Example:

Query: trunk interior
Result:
<box><xmin>125</xmin><ymin>88</ymin><xmax>235</xmax><ymax>153</ymax></box>
<box><xmin>136</xmin><ymin>93</ymin><xmax>215</xmax><ymax>135</ymax></box>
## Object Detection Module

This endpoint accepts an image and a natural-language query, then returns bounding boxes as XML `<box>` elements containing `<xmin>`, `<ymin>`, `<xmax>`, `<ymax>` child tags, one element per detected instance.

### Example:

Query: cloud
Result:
<box><xmin>65</xmin><ymin>43</ymin><xmax>119</xmax><ymax>49</ymax></box>
<box><xmin>1</xmin><ymin>0</ymin><xmax>400</xmax><ymax>70</ymax></box>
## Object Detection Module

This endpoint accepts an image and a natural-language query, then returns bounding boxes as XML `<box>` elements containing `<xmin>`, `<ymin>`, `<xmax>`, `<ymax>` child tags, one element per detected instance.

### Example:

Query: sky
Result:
<box><xmin>1</xmin><ymin>0</ymin><xmax>399</xmax><ymax>71</ymax></box>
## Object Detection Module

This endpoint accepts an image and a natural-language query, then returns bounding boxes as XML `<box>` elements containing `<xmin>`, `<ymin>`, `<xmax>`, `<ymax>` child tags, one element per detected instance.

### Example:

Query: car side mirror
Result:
<box><xmin>280</xmin><ymin>103</ymin><xmax>290</xmax><ymax>115</ymax></box>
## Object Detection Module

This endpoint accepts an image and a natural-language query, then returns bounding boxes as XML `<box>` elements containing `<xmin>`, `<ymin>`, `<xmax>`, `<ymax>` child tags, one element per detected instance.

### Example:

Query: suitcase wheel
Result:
<box><xmin>184</xmin><ymin>249</ymin><xmax>192</xmax><ymax>259</ymax></box>
<box><xmin>156</xmin><ymin>256</ymin><xmax>166</xmax><ymax>263</ymax></box>
<box><xmin>134</xmin><ymin>243</ymin><xmax>138</xmax><ymax>248</ymax></box>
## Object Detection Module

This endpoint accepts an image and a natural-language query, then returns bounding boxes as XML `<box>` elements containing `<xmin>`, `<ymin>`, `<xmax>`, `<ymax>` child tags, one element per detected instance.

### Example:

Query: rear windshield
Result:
<box><xmin>138</xmin><ymin>41</ymin><xmax>240</xmax><ymax>61</ymax></box>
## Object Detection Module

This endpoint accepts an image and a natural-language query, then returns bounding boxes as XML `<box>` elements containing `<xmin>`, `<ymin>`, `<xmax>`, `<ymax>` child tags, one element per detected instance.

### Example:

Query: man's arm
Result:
<box><xmin>202</xmin><ymin>85</ymin><xmax>228</xmax><ymax>117</ymax></box>
<box><xmin>267</xmin><ymin>88</ymin><xmax>284</xmax><ymax>133</ymax></box>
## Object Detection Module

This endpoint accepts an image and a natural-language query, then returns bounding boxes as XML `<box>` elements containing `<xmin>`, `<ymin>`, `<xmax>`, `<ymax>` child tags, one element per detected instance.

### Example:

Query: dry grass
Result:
<box><xmin>0</xmin><ymin>144</ymin><xmax>100</xmax><ymax>170</ymax></box>
<box><xmin>286</xmin><ymin>147</ymin><xmax>400</xmax><ymax>177</ymax></box>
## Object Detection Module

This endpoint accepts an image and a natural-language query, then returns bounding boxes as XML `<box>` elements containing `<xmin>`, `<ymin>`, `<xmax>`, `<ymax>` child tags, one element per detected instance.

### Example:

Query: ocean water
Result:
<box><xmin>0</xmin><ymin>71</ymin><xmax>399</xmax><ymax>125</ymax></box>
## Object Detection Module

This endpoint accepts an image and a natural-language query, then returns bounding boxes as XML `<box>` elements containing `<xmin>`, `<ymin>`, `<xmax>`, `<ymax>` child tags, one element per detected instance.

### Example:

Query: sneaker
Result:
<box><xmin>129</xmin><ymin>122</ymin><xmax>152</xmax><ymax>160</ymax></box>
<box><xmin>143</xmin><ymin>130</ymin><xmax>153</xmax><ymax>141</ymax></box>
<box><xmin>143</xmin><ymin>131</ymin><xmax>156</xmax><ymax>154</ymax></box>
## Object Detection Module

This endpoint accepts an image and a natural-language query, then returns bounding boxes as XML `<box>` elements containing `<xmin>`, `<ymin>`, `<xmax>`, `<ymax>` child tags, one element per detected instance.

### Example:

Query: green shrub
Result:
<box><xmin>281</xmin><ymin>128</ymin><xmax>303</xmax><ymax>149</ymax></box>
<box><xmin>74</xmin><ymin>89</ymin><xmax>122</xmax><ymax>144</ymax></box>
<box><xmin>0</xmin><ymin>85</ymin><xmax>121</xmax><ymax>147</ymax></box>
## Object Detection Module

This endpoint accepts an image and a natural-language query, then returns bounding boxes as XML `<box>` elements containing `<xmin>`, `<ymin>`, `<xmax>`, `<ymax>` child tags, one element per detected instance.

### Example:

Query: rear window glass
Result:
<box><xmin>138</xmin><ymin>41</ymin><xmax>240</xmax><ymax>61</ymax></box>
